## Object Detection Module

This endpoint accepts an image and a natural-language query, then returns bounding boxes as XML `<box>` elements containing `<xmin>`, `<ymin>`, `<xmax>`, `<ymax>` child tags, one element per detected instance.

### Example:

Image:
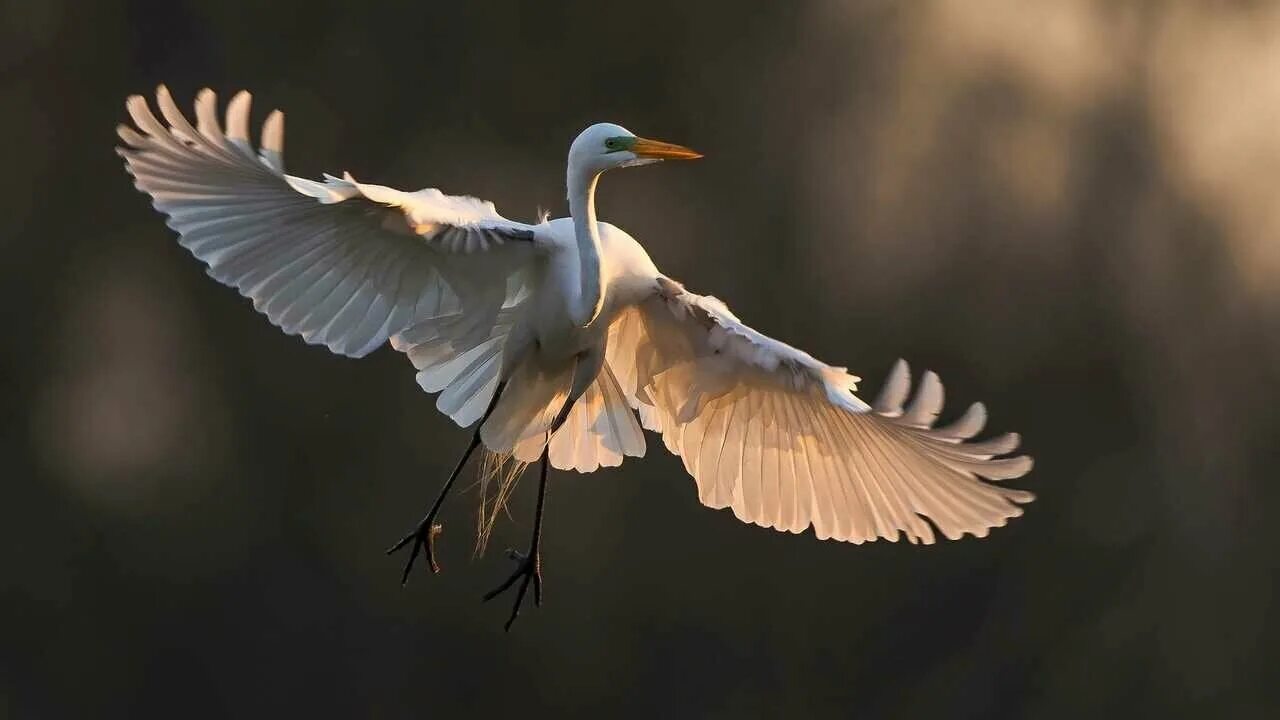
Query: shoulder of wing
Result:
<box><xmin>639</xmin><ymin>277</ymin><xmax>866</xmax><ymax>408</ymax></box>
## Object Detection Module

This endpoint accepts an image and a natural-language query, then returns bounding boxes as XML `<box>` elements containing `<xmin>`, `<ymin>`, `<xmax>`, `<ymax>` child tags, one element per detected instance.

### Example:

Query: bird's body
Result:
<box><xmin>118</xmin><ymin>87</ymin><xmax>1036</xmax><ymax>629</ymax></box>
<box><xmin>519</xmin><ymin>218</ymin><xmax>652</xmax><ymax>363</ymax></box>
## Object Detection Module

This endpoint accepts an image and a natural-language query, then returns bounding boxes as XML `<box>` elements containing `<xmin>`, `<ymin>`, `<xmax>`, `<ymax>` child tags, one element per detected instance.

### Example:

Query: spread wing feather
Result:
<box><xmin>118</xmin><ymin>86</ymin><xmax>540</xmax><ymax>360</ymax></box>
<box><xmin>606</xmin><ymin>279</ymin><xmax>1034</xmax><ymax>544</ymax></box>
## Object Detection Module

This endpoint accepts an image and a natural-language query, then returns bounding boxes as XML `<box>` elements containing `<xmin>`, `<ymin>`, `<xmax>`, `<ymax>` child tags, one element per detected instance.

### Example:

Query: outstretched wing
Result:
<box><xmin>606</xmin><ymin>278</ymin><xmax>1034</xmax><ymax>544</ymax></box>
<box><xmin>117</xmin><ymin>86</ymin><xmax>541</xmax><ymax>359</ymax></box>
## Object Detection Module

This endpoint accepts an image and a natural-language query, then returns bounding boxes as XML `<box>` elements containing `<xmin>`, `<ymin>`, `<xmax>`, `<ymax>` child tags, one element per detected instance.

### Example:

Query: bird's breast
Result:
<box><xmin>524</xmin><ymin>279</ymin><xmax>602</xmax><ymax>359</ymax></box>
<box><xmin>520</xmin><ymin>219</ymin><xmax>655</xmax><ymax>359</ymax></box>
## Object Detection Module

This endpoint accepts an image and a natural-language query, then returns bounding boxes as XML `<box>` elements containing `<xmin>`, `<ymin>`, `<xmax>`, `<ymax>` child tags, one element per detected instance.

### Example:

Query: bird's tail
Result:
<box><xmin>479</xmin><ymin>357</ymin><xmax>575</xmax><ymax>461</ymax></box>
<box><xmin>479</xmin><ymin>355</ymin><xmax>647</xmax><ymax>472</ymax></box>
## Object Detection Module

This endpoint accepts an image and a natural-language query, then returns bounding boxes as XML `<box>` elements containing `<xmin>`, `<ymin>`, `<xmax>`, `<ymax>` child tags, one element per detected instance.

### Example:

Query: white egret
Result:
<box><xmin>118</xmin><ymin>86</ymin><xmax>1034</xmax><ymax>630</ymax></box>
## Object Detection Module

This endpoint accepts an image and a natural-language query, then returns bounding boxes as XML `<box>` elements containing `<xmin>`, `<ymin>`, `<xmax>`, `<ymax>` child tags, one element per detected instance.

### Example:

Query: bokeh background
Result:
<box><xmin>3</xmin><ymin>0</ymin><xmax>1276</xmax><ymax>716</ymax></box>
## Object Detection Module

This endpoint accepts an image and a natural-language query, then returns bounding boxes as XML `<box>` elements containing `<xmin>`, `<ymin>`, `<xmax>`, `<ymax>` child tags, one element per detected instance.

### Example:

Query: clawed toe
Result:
<box><xmin>483</xmin><ymin>551</ymin><xmax>542</xmax><ymax>631</ymax></box>
<box><xmin>387</xmin><ymin>522</ymin><xmax>443</xmax><ymax>584</ymax></box>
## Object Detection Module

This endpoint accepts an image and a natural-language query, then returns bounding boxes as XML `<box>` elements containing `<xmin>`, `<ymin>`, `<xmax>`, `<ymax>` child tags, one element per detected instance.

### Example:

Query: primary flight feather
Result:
<box><xmin>118</xmin><ymin>86</ymin><xmax>1034</xmax><ymax>629</ymax></box>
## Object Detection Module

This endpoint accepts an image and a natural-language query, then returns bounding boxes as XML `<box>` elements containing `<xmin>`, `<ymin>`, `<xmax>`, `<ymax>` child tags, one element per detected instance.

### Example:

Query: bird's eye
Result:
<box><xmin>605</xmin><ymin>139</ymin><xmax>618</xmax><ymax>150</ymax></box>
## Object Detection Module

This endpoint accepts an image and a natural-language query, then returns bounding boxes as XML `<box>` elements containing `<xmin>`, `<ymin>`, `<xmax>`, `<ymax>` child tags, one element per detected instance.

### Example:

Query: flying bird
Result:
<box><xmin>117</xmin><ymin>86</ymin><xmax>1035</xmax><ymax>630</ymax></box>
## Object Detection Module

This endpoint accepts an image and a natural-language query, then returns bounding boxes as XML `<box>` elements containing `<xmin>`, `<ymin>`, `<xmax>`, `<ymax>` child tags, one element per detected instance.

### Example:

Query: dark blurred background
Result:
<box><xmin>3</xmin><ymin>0</ymin><xmax>1277</xmax><ymax>717</ymax></box>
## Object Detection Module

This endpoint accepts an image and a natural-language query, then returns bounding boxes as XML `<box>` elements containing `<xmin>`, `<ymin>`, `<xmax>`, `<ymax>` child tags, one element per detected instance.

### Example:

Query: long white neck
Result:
<box><xmin>567</xmin><ymin>164</ymin><xmax>604</xmax><ymax>327</ymax></box>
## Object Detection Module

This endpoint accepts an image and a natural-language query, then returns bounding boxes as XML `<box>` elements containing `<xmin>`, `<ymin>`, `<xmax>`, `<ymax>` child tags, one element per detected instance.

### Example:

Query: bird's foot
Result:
<box><xmin>386</xmin><ymin>520</ymin><xmax>444</xmax><ymax>584</ymax></box>
<box><xmin>482</xmin><ymin>547</ymin><xmax>542</xmax><ymax>631</ymax></box>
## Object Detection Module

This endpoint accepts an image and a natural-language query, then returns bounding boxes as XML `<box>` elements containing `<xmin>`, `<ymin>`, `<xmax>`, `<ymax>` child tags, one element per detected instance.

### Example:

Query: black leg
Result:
<box><xmin>482</xmin><ymin>440</ymin><xmax>549</xmax><ymax>630</ymax></box>
<box><xmin>387</xmin><ymin>381</ymin><xmax>506</xmax><ymax>583</ymax></box>
<box><xmin>479</xmin><ymin>353</ymin><xmax>592</xmax><ymax>630</ymax></box>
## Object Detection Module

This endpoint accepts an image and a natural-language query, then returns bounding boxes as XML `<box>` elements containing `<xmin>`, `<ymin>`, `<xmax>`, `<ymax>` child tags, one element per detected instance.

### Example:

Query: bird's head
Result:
<box><xmin>568</xmin><ymin>122</ymin><xmax>702</xmax><ymax>176</ymax></box>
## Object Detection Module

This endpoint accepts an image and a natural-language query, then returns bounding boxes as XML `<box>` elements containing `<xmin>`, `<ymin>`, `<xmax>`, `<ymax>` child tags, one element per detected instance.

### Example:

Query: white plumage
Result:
<box><xmin>118</xmin><ymin>86</ymin><xmax>1034</xmax><ymax>566</ymax></box>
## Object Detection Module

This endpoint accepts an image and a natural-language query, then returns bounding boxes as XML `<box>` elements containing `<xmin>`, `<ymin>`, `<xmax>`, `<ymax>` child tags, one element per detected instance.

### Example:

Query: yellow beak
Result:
<box><xmin>630</xmin><ymin>136</ymin><xmax>703</xmax><ymax>160</ymax></box>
